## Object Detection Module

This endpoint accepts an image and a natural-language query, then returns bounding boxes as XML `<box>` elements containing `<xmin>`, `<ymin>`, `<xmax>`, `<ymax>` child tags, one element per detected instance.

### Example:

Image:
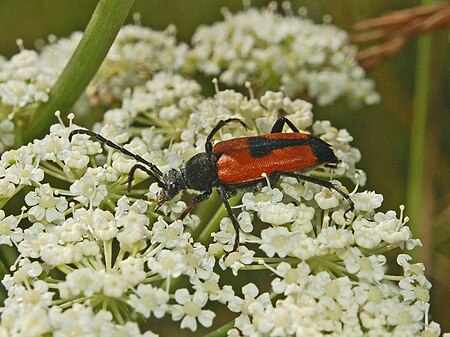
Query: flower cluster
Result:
<box><xmin>87</xmin><ymin>25</ymin><xmax>188</xmax><ymax>108</ymax></box>
<box><xmin>0</xmin><ymin>2</ymin><xmax>446</xmax><ymax>336</ymax></box>
<box><xmin>187</xmin><ymin>4</ymin><xmax>380</xmax><ymax>106</ymax></box>
<box><xmin>0</xmin><ymin>79</ymin><xmax>443</xmax><ymax>335</ymax></box>
<box><xmin>0</xmin><ymin>25</ymin><xmax>187</xmax><ymax>115</ymax></box>
<box><xmin>0</xmin><ymin>25</ymin><xmax>188</xmax><ymax>152</ymax></box>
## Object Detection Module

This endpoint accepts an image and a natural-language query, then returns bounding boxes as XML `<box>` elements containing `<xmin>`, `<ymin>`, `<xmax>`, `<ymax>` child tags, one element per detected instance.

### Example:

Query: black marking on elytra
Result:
<box><xmin>307</xmin><ymin>136</ymin><xmax>338</xmax><ymax>164</ymax></box>
<box><xmin>248</xmin><ymin>136</ymin><xmax>309</xmax><ymax>158</ymax></box>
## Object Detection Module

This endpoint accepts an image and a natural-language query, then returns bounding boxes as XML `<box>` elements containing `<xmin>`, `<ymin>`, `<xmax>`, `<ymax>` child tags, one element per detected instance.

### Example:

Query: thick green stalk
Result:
<box><xmin>23</xmin><ymin>0</ymin><xmax>135</xmax><ymax>144</ymax></box>
<box><xmin>406</xmin><ymin>0</ymin><xmax>436</xmax><ymax>258</ymax></box>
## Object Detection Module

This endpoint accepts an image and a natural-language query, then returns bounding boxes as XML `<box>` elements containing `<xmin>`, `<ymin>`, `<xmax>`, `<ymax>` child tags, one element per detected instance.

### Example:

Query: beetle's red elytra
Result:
<box><xmin>214</xmin><ymin>132</ymin><xmax>332</xmax><ymax>185</ymax></box>
<box><xmin>69</xmin><ymin>116</ymin><xmax>354</xmax><ymax>252</ymax></box>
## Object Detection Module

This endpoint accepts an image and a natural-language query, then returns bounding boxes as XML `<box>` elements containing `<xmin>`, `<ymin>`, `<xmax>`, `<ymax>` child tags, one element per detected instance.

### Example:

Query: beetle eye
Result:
<box><xmin>167</xmin><ymin>183</ymin><xmax>177</xmax><ymax>196</ymax></box>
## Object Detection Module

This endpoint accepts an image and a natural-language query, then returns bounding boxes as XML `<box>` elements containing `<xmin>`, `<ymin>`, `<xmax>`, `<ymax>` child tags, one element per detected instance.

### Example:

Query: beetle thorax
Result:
<box><xmin>181</xmin><ymin>152</ymin><xmax>218</xmax><ymax>192</ymax></box>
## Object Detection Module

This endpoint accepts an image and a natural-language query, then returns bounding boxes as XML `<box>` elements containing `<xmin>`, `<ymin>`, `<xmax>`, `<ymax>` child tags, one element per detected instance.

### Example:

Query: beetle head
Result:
<box><xmin>157</xmin><ymin>169</ymin><xmax>186</xmax><ymax>208</ymax></box>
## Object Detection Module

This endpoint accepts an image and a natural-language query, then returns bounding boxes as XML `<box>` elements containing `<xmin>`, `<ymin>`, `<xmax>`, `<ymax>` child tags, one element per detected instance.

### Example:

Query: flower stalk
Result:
<box><xmin>407</xmin><ymin>0</ymin><xmax>437</xmax><ymax>261</ymax></box>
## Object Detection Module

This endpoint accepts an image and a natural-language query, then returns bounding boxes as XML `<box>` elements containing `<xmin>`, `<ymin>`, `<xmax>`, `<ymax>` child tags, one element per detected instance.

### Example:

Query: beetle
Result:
<box><xmin>69</xmin><ymin>116</ymin><xmax>354</xmax><ymax>251</ymax></box>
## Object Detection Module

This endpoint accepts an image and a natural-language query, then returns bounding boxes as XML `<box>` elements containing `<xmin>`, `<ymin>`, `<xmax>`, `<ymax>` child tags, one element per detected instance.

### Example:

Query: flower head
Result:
<box><xmin>188</xmin><ymin>4</ymin><xmax>380</xmax><ymax>107</ymax></box>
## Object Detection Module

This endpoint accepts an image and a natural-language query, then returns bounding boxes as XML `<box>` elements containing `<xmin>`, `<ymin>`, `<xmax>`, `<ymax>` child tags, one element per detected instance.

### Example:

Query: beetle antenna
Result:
<box><xmin>69</xmin><ymin>129</ymin><xmax>163</xmax><ymax>176</ymax></box>
<box><xmin>69</xmin><ymin>129</ymin><xmax>164</xmax><ymax>183</ymax></box>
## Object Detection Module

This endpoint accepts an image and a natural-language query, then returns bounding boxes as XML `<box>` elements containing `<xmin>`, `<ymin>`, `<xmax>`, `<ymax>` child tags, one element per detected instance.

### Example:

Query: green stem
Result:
<box><xmin>194</xmin><ymin>190</ymin><xmax>221</xmax><ymax>224</ymax></box>
<box><xmin>23</xmin><ymin>0</ymin><xmax>135</xmax><ymax>144</ymax></box>
<box><xmin>203</xmin><ymin>321</ymin><xmax>235</xmax><ymax>337</ymax></box>
<box><xmin>406</xmin><ymin>0</ymin><xmax>436</xmax><ymax>259</ymax></box>
<box><xmin>197</xmin><ymin>195</ymin><xmax>241</xmax><ymax>244</ymax></box>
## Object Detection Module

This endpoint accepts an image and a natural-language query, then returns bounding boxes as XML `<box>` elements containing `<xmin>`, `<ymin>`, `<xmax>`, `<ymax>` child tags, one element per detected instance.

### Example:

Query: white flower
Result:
<box><xmin>70</xmin><ymin>175</ymin><xmax>108</xmax><ymax>207</ymax></box>
<box><xmin>191</xmin><ymin>273</ymin><xmax>233</xmax><ymax>304</ymax></box>
<box><xmin>291</xmin><ymin>234</ymin><xmax>320</xmax><ymax>260</ymax></box>
<box><xmin>260</xmin><ymin>91</ymin><xmax>285</xmax><ymax>111</ymax></box>
<box><xmin>102</xmin><ymin>272</ymin><xmax>128</xmax><ymax>298</ymax></box>
<box><xmin>151</xmin><ymin>217</ymin><xmax>190</xmax><ymax>248</ymax></box>
<box><xmin>63</xmin><ymin>268</ymin><xmax>102</xmax><ymax>297</ymax></box>
<box><xmin>228</xmin><ymin>283</ymin><xmax>259</xmax><ymax>313</ymax></box>
<box><xmin>47</xmin><ymin>303</ymin><xmax>155</xmax><ymax>336</ymax></box>
<box><xmin>17</xmin><ymin>223</ymin><xmax>58</xmax><ymax>258</ymax></box>
<box><xmin>6</xmin><ymin>305</ymin><xmax>51</xmax><ymax>336</ymax></box>
<box><xmin>4</xmin><ymin>163</ymin><xmax>44</xmax><ymax>186</ymax></box>
<box><xmin>343</xmin><ymin>247</ymin><xmax>386</xmax><ymax>283</ymax></box>
<box><xmin>353</xmin><ymin>218</ymin><xmax>382</xmax><ymax>249</ymax></box>
<box><xmin>271</xmin><ymin>261</ymin><xmax>311</xmax><ymax>295</ymax></box>
<box><xmin>54</xmin><ymin>218</ymin><xmax>87</xmax><ymax>243</ymax></box>
<box><xmin>171</xmin><ymin>289</ymin><xmax>215</xmax><ymax>331</ymax></box>
<box><xmin>219</xmin><ymin>246</ymin><xmax>254</xmax><ymax>275</ymax></box>
<box><xmin>397</xmin><ymin>254</ymin><xmax>431</xmax><ymax>303</ymax></box>
<box><xmin>281</xmin><ymin>177</ymin><xmax>315</xmax><ymax>202</ymax></box>
<box><xmin>25</xmin><ymin>183</ymin><xmax>68</xmax><ymax>224</ymax></box>
<box><xmin>242</xmin><ymin>186</ymin><xmax>283</xmax><ymax>212</ymax></box>
<box><xmin>0</xmin><ymin>175</ymin><xmax>16</xmax><ymax>199</ymax></box>
<box><xmin>147</xmin><ymin>249</ymin><xmax>187</xmax><ymax>279</ymax></box>
<box><xmin>123</xmin><ymin>72</ymin><xmax>201</xmax><ymax>116</ymax></box>
<box><xmin>58</xmin><ymin>149</ymin><xmax>90</xmax><ymax>169</ymax></box>
<box><xmin>258</xmin><ymin>202</ymin><xmax>298</xmax><ymax>225</ymax></box>
<box><xmin>312</xmin><ymin>120</ymin><xmax>364</xmax><ymax>183</ymax></box>
<box><xmin>118</xmin><ymin>257</ymin><xmax>146</xmax><ymax>286</ymax></box>
<box><xmin>0</xmin><ymin>210</ymin><xmax>23</xmax><ymax>245</ymax></box>
<box><xmin>15</xmin><ymin>258</ymin><xmax>44</xmax><ymax>279</ymax></box>
<box><xmin>322</xmin><ymin>276</ymin><xmax>354</xmax><ymax>308</ymax></box>
<box><xmin>116</xmin><ymin>207</ymin><xmax>150</xmax><ymax>250</ymax></box>
<box><xmin>212</xmin><ymin>217</ymin><xmax>246</xmax><ymax>251</ymax></box>
<box><xmin>259</xmin><ymin>226</ymin><xmax>298</xmax><ymax>257</ymax></box>
<box><xmin>40</xmin><ymin>243</ymin><xmax>82</xmax><ymax>266</ymax></box>
<box><xmin>189</xmin><ymin>5</ymin><xmax>379</xmax><ymax>107</ymax></box>
<box><xmin>231</xmin><ymin>286</ymin><xmax>273</xmax><ymax>335</ymax></box>
<box><xmin>67</xmin><ymin>131</ymin><xmax>102</xmax><ymax>157</ymax></box>
<box><xmin>305</xmin><ymin>271</ymin><xmax>330</xmax><ymax>299</ymax></box>
<box><xmin>91</xmin><ymin>208</ymin><xmax>118</xmax><ymax>240</ymax></box>
<box><xmin>314</xmin><ymin>187</ymin><xmax>339</xmax><ymax>210</ymax></box>
<box><xmin>184</xmin><ymin>243</ymin><xmax>215</xmax><ymax>281</ymax></box>
<box><xmin>116</xmin><ymin>220</ymin><xmax>149</xmax><ymax>248</ymax></box>
<box><xmin>375</xmin><ymin>209</ymin><xmax>412</xmax><ymax>245</ymax></box>
<box><xmin>128</xmin><ymin>284</ymin><xmax>169</xmax><ymax>318</ymax></box>
<box><xmin>352</xmin><ymin>191</ymin><xmax>383</xmax><ymax>212</ymax></box>
<box><xmin>317</xmin><ymin>226</ymin><xmax>353</xmax><ymax>249</ymax></box>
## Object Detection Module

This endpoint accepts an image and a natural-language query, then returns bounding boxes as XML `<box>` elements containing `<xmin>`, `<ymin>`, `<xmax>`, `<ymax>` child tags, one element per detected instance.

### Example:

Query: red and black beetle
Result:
<box><xmin>69</xmin><ymin>116</ymin><xmax>354</xmax><ymax>251</ymax></box>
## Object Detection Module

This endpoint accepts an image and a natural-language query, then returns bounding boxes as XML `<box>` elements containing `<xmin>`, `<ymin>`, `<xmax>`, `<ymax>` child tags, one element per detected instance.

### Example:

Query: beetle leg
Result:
<box><xmin>270</xmin><ymin>116</ymin><xmax>300</xmax><ymax>133</ymax></box>
<box><xmin>216</xmin><ymin>186</ymin><xmax>241</xmax><ymax>252</ymax></box>
<box><xmin>269</xmin><ymin>171</ymin><xmax>355</xmax><ymax>220</ymax></box>
<box><xmin>205</xmin><ymin>118</ymin><xmax>249</xmax><ymax>153</ymax></box>
<box><xmin>179</xmin><ymin>190</ymin><xmax>211</xmax><ymax>220</ymax></box>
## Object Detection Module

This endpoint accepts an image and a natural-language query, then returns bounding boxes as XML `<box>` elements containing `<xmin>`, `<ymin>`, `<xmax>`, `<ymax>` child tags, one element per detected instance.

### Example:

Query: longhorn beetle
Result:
<box><xmin>69</xmin><ymin>116</ymin><xmax>354</xmax><ymax>252</ymax></box>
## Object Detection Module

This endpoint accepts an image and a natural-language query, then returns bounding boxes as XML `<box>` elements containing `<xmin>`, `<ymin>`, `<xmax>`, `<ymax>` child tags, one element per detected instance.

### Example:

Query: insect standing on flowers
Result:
<box><xmin>69</xmin><ymin>116</ymin><xmax>354</xmax><ymax>252</ymax></box>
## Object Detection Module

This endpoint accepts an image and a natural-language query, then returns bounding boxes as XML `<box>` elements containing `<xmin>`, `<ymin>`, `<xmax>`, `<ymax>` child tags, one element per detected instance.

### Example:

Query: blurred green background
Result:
<box><xmin>0</xmin><ymin>0</ymin><xmax>449</xmax><ymax>331</ymax></box>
